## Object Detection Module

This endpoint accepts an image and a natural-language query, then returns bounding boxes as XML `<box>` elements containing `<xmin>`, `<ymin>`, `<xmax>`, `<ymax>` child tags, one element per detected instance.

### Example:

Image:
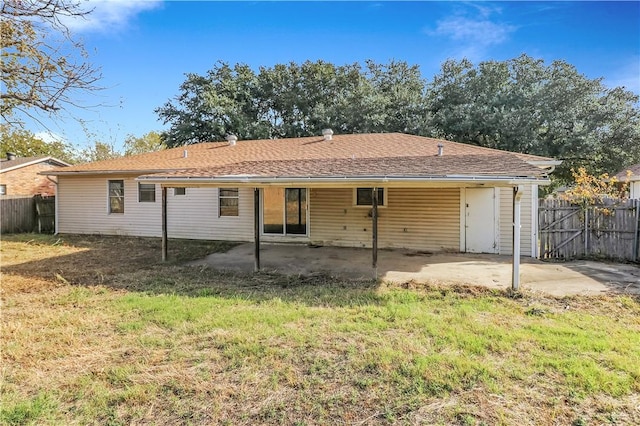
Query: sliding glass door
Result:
<box><xmin>262</xmin><ymin>187</ymin><xmax>307</xmax><ymax>236</ymax></box>
<box><xmin>285</xmin><ymin>188</ymin><xmax>307</xmax><ymax>234</ymax></box>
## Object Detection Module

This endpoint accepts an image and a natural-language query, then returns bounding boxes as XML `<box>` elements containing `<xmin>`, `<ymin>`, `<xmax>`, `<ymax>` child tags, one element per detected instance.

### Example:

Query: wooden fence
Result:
<box><xmin>0</xmin><ymin>195</ymin><xmax>56</xmax><ymax>234</ymax></box>
<box><xmin>539</xmin><ymin>198</ymin><xmax>640</xmax><ymax>262</ymax></box>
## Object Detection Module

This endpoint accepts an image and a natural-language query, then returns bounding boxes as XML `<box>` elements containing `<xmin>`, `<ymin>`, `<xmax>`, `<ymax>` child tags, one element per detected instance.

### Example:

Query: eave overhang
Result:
<box><xmin>135</xmin><ymin>174</ymin><xmax>550</xmax><ymax>188</ymax></box>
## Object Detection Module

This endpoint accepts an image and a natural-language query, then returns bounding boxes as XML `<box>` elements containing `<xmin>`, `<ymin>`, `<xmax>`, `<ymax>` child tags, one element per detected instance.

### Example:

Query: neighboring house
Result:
<box><xmin>48</xmin><ymin>132</ymin><xmax>560</xmax><ymax>258</ymax></box>
<box><xmin>0</xmin><ymin>153</ymin><xmax>70</xmax><ymax>196</ymax></box>
<box><xmin>614</xmin><ymin>163</ymin><xmax>640</xmax><ymax>199</ymax></box>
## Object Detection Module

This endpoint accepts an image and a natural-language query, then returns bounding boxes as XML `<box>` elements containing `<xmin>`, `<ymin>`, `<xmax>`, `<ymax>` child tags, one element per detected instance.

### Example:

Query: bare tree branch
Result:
<box><xmin>1</xmin><ymin>0</ymin><xmax>102</xmax><ymax>128</ymax></box>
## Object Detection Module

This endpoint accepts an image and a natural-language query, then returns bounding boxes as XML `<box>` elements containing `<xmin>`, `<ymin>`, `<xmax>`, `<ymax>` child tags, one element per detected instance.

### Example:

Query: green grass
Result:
<box><xmin>1</xmin><ymin>234</ymin><xmax>639</xmax><ymax>425</ymax></box>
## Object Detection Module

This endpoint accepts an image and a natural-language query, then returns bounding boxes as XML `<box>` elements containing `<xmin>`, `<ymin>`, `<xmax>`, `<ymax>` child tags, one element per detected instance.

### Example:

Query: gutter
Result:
<box><xmin>135</xmin><ymin>174</ymin><xmax>551</xmax><ymax>187</ymax></box>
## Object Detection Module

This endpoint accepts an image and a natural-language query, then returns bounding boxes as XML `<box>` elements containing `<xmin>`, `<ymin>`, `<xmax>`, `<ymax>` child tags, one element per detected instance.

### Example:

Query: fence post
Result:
<box><xmin>584</xmin><ymin>206</ymin><xmax>589</xmax><ymax>257</ymax></box>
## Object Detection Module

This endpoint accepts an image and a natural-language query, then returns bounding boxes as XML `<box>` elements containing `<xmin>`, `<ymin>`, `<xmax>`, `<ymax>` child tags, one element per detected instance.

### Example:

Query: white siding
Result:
<box><xmin>309</xmin><ymin>188</ymin><xmax>460</xmax><ymax>251</ymax></box>
<box><xmin>58</xmin><ymin>176</ymin><xmax>537</xmax><ymax>257</ymax></box>
<box><xmin>631</xmin><ymin>181</ymin><xmax>640</xmax><ymax>200</ymax></box>
<box><xmin>498</xmin><ymin>185</ymin><xmax>534</xmax><ymax>256</ymax></box>
<box><xmin>167</xmin><ymin>187</ymin><xmax>253</xmax><ymax>241</ymax></box>
<box><xmin>57</xmin><ymin>176</ymin><xmax>253</xmax><ymax>241</ymax></box>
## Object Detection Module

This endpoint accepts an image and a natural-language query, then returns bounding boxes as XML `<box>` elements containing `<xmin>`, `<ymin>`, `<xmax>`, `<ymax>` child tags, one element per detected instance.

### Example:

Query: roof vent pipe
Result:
<box><xmin>183</xmin><ymin>149</ymin><xmax>188</xmax><ymax>158</ymax></box>
<box><xmin>226</xmin><ymin>134</ymin><xmax>238</xmax><ymax>146</ymax></box>
<box><xmin>437</xmin><ymin>144</ymin><xmax>444</xmax><ymax>157</ymax></box>
<box><xmin>6</xmin><ymin>152</ymin><xmax>16</xmax><ymax>161</ymax></box>
<box><xmin>322</xmin><ymin>128</ymin><xmax>333</xmax><ymax>141</ymax></box>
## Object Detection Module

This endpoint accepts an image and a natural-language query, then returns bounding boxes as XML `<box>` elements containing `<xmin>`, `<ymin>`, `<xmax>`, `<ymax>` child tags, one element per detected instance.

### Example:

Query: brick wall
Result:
<box><xmin>0</xmin><ymin>162</ymin><xmax>61</xmax><ymax>196</ymax></box>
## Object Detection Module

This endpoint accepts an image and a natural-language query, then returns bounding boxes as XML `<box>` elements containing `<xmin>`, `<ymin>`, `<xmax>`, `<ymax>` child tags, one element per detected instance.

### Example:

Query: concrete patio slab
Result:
<box><xmin>190</xmin><ymin>243</ymin><xmax>640</xmax><ymax>297</ymax></box>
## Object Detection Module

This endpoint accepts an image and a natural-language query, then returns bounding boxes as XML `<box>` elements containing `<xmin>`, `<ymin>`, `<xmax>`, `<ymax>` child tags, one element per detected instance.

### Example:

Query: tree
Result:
<box><xmin>80</xmin><ymin>141</ymin><xmax>121</xmax><ymax>162</ymax></box>
<box><xmin>123</xmin><ymin>131</ymin><xmax>166</xmax><ymax>156</ymax></box>
<box><xmin>156</xmin><ymin>63</ymin><xmax>264</xmax><ymax>146</ymax></box>
<box><xmin>562</xmin><ymin>167</ymin><xmax>630</xmax><ymax>206</ymax></box>
<box><xmin>1</xmin><ymin>0</ymin><xmax>101</xmax><ymax>127</ymax></box>
<box><xmin>156</xmin><ymin>60</ymin><xmax>430</xmax><ymax>147</ymax></box>
<box><xmin>426</xmin><ymin>54</ymin><xmax>640</xmax><ymax>182</ymax></box>
<box><xmin>0</xmin><ymin>126</ymin><xmax>78</xmax><ymax>163</ymax></box>
<box><xmin>157</xmin><ymin>56</ymin><xmax>640</xmax><ymax>182</ymax></box>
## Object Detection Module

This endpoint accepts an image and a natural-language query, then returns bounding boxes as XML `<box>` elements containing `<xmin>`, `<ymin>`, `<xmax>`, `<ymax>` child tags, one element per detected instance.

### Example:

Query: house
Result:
<box><xmin>48</xmin><ymin>132</ymin><xmax>559</xmax><ymax>272</ymax></box>
<box><xmin>0</xmin><ymin>153</ymin><xmax>70</xmax><ymax>196</ymax></box>
<box><xmin>614</xmin><ymin>163</ymin><xmax>640</xmax><ymax>199</ymax></box>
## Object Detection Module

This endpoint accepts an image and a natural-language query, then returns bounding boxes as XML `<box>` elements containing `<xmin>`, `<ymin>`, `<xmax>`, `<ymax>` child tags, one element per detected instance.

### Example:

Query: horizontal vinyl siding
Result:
<box><xmin>167</xmin><ymin>187</ymin><xmax>253</xmax><ymax>241</ymax></box>
<box><xmin>58</xmin><ymin>175</ymin><xmax>160</xmax><ymax>237</ymax></box>
<box><xmin>58</xmin><ymin>176</ymin><xmax>253</xmax><ymax>241</ymax></box>
<box><xmin>309</xmin><ymin>188</ymin><xmax>460</xmax><ymax>251</ymax></box>
<box><xmin>499</xmin><ymin>185</ymin><xmax>533</xmax><ymax>256</ymax></box>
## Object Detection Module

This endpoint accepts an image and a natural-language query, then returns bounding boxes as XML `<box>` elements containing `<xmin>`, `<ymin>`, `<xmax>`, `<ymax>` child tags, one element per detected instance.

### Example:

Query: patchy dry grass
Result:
<box><xmin>1</xmin><ymin>234</ymin><xmax>639</xmax><ymax>425</ymax></box>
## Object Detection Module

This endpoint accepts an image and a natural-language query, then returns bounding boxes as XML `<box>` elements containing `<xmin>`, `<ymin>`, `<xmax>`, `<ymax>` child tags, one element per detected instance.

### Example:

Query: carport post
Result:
<box><xmin>512</xmin><ymin>185</ymin><xmax>524</xmax><ymax>290</ymax></box>
<box><xmin>254</xmin><ymin>188</ymin><xmax>260</xmax><ymax>272</ymax></box>
<box><xmin>372</xmin><ymin>187</ymin><xmax>378</xmax><ymax>279</ymax></box>
<box><xmin>161</xmin><ymin>186</ymin><xmax>168</xmax><ymax>262</ymax></box>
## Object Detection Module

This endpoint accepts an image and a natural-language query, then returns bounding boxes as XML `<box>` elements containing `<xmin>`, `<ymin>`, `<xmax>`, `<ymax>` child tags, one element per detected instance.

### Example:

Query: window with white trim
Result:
<box><xmin>0</xmin><ymin>184</ymin><xmax>6</xmax><ymax>195</ymax></box>
<box><xmin>138</xmin><ymin>183</ymin><xmax>156</xmax><ymax>202</ymax></box>
<box><xmin>355</xmin><ymin>188</ymin><xmax>385</xmax><ymax>206</ymax></box>
<box><xmin>108</xmin><ymin>180</ymin><xmax>124</xmax><ymax>213</ymax></box>
<box><xmin>174</xmin><ymin>187</ymin><xmax>186</xmax><ymax>196</ymax></box>
<box><xmin>219</xmin><ymin>188</ymin><xmax>239</xmax><ymax>216</ymax></box>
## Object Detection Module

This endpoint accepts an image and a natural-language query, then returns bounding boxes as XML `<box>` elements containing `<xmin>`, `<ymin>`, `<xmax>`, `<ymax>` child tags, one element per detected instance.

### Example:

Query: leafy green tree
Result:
<box><xmin>123</xmin><ymin>131</ymin><xmax>166</xmax><ymax>156</ymax></box>
<box><xmin>426</xmin><ymin>54</ymin><xmax>640</xmax><ymax>182</ymax></box>
<box><xmin>0</xmin><ymin>126</ymin><xmax>78</xmax><ymax>163</ymax></box>
<box><xmin>156</xmin><ymin>60</ymin><xmax>430</xmax><ymax>146</ymax></box>
<box><xmin>157</xmin><ymin>56</ymin><xmax>639</xmax><ymax>183</ymax></box>
<box><xmin>1</xmin><ymin>0</ymin><xmax>101</xmax><ymax>127</ymax></box>
<box><xmin>366</xmin><ymin>60</ymin><xmax>427</xmax><ymax>134</ymax></box>
<box><xmin>80</xmin><ymin>141</ymin><xmax>121</xmax><ymax>162</ymax></box>
<box><xmin>156</xmin><ymin>63</ymin><xmax>265</xmax><ymax>146</ymax></box>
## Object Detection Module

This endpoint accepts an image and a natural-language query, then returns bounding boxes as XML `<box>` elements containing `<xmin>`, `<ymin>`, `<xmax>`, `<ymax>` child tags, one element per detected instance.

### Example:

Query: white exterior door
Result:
<box><xmin>465</xmin><ymin>188</ymin><xmax>498</xmax><ymax>253</ymax></box>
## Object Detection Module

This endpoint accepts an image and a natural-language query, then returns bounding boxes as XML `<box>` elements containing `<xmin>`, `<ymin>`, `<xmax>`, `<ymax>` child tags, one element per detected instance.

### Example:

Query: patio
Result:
<box><xmin>190</xmin><ymin>243</ymin><xmax>640</xmax><ymax>297</ymax></box>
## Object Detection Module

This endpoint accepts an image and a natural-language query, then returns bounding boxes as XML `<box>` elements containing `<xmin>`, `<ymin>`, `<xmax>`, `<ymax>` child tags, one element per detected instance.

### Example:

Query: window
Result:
<box><xmin>219</xmin><ymin>188</ymin><xmax>239</xmax><ymax>216</ymax></box>
<box><xmin>174</xmin><ymin>187</ymin><xmax>186</xmax><ymax>196</ymax></box>
<box><xmin>108</xmin><ymin>180</ymin><xmax>124</xmax><ymax>213</ymax></box>
<box><xmin>355</xmin><ymin>188</ymin><xmax>385</xmax><ymax>206</ymax></box>
<box><xmin>138</xmin><ymin>183</ymin><xmax>156</xmax><ymax>202</ymax></box>
<box><xmin>0</xmin><ymin>184</ymin><xmax>6</xmax><ymax>195</ymax></box>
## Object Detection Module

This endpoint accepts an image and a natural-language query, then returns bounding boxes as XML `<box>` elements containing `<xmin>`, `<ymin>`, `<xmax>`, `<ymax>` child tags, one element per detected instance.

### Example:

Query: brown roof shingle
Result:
<box><xmin>146</xmin><ymin>154</ymin><xmax>544</xmax><ymax>179</ymax></box>
<box><xmin>51</xmin><ymin>133</ymin><xmax>554</xmax><ymax>179</ymax></box>
<box><xmin>0</xmin><ymin>156</ymin><xmax>69</xmax><ymax>172</ymax></box>
<box><xmin>614</xmin><ymin>164</ymin><xmax>640</xmax><ymax>180</ymax></box>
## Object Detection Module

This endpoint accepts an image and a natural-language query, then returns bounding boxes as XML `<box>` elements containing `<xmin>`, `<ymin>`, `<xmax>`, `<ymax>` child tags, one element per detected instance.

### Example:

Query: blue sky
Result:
<box><xmin>24</xmin><ymin>1</ymin><xmax>640</xmax><ymax>150</ymax></box>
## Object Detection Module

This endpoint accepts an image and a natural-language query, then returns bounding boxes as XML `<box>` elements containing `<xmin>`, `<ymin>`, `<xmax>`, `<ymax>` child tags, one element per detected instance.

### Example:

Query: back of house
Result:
<box><xmin>47</xmin><ymin>132</ymin><xmax>560</xmax><ymax>257</ymax></box>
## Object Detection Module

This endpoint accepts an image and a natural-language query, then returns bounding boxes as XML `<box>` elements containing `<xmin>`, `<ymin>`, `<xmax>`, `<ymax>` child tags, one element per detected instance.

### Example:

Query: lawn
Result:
<box><xmin>1</xmin><ymin>234</ymin><xmax>639</xmax><ymax>425</ymax></box>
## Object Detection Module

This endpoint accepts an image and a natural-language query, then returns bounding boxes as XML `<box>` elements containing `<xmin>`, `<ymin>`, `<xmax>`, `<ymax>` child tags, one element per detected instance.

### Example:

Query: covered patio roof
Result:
<box><xmin>136</xmin><ymin>153</ymin><xmax>551</xmax><ymax>187</ymax></box>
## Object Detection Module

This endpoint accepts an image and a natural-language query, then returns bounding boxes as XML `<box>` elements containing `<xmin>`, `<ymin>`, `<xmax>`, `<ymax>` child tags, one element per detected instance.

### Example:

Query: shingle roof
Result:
<box><xmin>51</xmin><ymin>133</ymin><xmax>554</xmax><ymax>180</ymax></box>
<box><xmin>614</xmin><ymin>164</ymin><xmax>640</xmax><ymax>181</ymax></box>
<box><xmin>146</xmin><ymin>154</ymin><xmax>544</xmax><ymax>179</ymax></box>
<box><xmin>0</xmin><ymin>156</ymin><xmax>69</xmax><ymax>173</ymax></box>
